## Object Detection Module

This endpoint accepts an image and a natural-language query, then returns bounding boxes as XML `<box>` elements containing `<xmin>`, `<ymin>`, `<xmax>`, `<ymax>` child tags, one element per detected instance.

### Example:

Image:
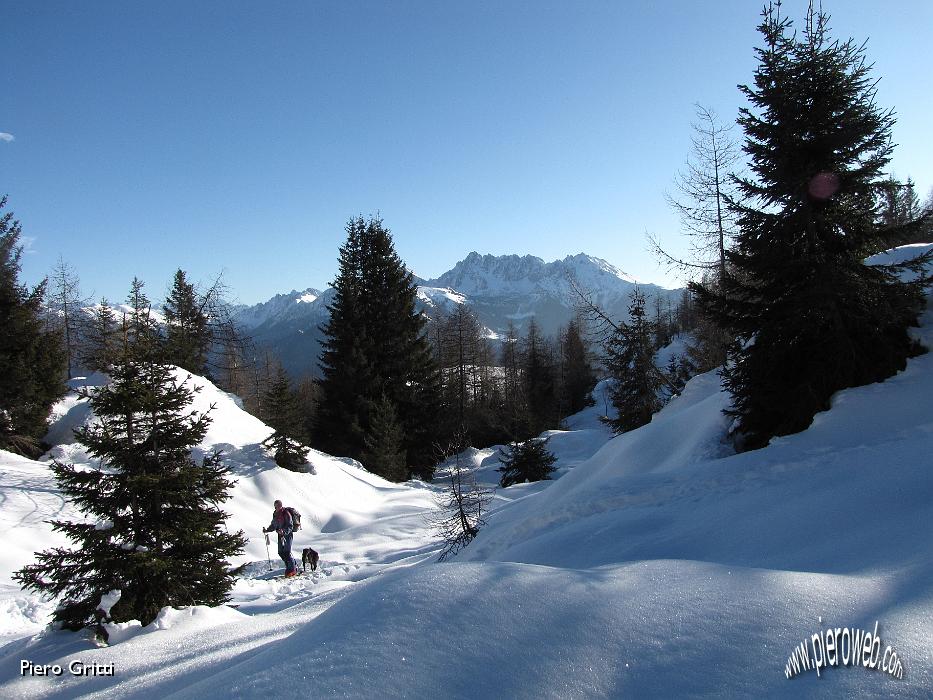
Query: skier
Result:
<box><xmin>263</xmin><ymin>499</ymin><xmax>297</xmax><ymax>577</ymax></box>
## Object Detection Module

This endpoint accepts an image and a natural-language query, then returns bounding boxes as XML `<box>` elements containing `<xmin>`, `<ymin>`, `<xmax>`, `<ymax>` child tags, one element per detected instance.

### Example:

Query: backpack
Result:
<box><xmin>285</xmin><ymin>506</ymin><xmax>302</xmax><ymax>531</ymax></box>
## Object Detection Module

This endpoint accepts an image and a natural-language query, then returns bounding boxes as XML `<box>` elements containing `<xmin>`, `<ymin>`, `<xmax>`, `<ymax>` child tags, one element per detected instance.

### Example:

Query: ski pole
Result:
<box><xmin>264</xmin><ymin>530</ymin><xmax>272</xmax><ymax>571</ymax></box>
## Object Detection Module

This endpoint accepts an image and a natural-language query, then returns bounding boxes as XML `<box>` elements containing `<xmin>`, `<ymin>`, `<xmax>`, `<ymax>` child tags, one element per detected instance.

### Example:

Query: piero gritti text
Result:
<box><xmin>21</xmin><ymin>659</ymin><xmax>115</xmax><ymax>677</ymax></box>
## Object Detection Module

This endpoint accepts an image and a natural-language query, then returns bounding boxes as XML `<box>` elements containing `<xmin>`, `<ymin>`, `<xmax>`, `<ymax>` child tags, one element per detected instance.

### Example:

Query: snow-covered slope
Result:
<box><xmin>1</xmin><ymin>246</ymin><xmax>930</xmax><ymax>698</ymax></box>
<box><xmin>0</xmin><ymin>369</ymin><xmax>440</xmax><ymax>649</ymax></box>
<box><xmin>178</xmin><ymin>298</ymin><xmax>933</xmax><ymax>698</ymax></box>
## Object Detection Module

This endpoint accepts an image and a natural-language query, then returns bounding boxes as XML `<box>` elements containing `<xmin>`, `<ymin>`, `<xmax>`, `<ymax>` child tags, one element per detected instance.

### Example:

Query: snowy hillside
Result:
<box><xmin>235</xmin><ymin>251</ymin><xmax>683</xmax><ymax>378</ymax></box>
<box><xmin>1</xmin><ymin>246</ymin><xmax>931</xmax><ymax>698</ymax></box>
<box><xmin>0</xmin><ymin>369</ymin><xmax>440</xmax><ymax>648</ymax></box>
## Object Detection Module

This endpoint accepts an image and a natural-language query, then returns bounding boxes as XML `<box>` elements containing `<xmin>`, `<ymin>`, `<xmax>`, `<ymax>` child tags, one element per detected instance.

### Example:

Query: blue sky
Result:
<box><xmin>3</xmin><ymin>1</ymin><xmax>931</xmax><ymax>304</ymax></box>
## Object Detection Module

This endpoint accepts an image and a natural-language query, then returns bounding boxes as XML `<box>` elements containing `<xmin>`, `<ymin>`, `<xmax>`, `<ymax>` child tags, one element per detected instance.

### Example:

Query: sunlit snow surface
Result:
<box><xmin>1</xmin><ymin>246</ymin><xmax>931</xmax><ymax>698</ymax></box>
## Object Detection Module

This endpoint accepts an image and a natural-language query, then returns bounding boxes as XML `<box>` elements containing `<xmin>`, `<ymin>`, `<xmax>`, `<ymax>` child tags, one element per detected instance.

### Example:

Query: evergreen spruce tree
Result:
<box><xmin>163</xmin><ymin>269</ymin><xmax>210</xmax><ymax>374</ymax></box>
<box><xmin>82</xmin><ymin>298</ymin><xmax>120</xmax><ymax>373</ymax></box>
<box><xmin>125</xmin><ymin>277</ymin><xmax>160</xmax><ymax>358</ymax></box>
<box><xmin>359</xmin><ymin>394</ymin><xmax>408</xmax><ymax>482</ymax></box>
<box><xmin>0</xmin><ymin>197</ymin><xmax>66</xmax><ymax>456</ymax></box>
<box><xmin>694</xmin><ymin>5</ymin><xmax>929</xmax><ymax>450</ymax></box>
<box><xmin>14</xmin><ymin>350</ymin><xmax>246</xmax><ymax>630</ymax></box>
<box><xmin>316</xmin><ymin>220</ymin><xmax>375</xmax><ymax>458</ymax></box>
<box><xmin>497</xmin><ymin>437</ymin><xmax>557</xmax><ymax>488</ymax></box>
<box><xmin>315</xmin><ymin>217</ymin><xmax>441</xmax><ymax>479</ymax></box>
<box><xmin>261</xmin><ymin>366</ymin><xmax>308</xmax><ymax>472</ymax></box>
<box><xmin>603</xmin><ymin>289</ymin><xmax>662</xmax><ymax>433</ymax></box>
<box><xmin>522</xmin><ymin>319</ymin><xmax>557</xmax><ymax>435</ymax></box>
<box><xmin>559</xmin><ymin>319</ymin><xmax>596</xmax><ymax>416</ymax></box>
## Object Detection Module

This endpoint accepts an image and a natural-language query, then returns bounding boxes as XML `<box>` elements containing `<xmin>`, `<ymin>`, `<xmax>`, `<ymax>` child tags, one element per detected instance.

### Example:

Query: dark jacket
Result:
<box><xmin>266</xmin><ymin>507</ymin><xmax>294</xmax><ymax>538</ymax></box>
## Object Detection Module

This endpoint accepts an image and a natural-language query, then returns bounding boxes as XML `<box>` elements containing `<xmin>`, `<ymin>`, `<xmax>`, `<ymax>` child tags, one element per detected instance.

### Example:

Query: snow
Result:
<box><xmin>416</xmin><ymin>286</ymin><xmax>466</xmax><ymax>309</ymax></box>
<box><xmin>0</xmin><ymin>245</ymin><xmax>931</xmax><ymax>698</ymax></box>
<box><xmin>866</xmin><ymin>242</ymin><xmax>933</xmax><ymax>270</ymax></box>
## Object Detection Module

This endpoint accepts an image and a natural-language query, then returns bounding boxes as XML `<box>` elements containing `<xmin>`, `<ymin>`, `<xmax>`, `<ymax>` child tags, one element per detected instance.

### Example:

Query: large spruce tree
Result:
<box><xmin>14</xmin><ymin>349</ymin><xmax>246</xmax><ymax>630</ymax></box>
<box><xmin>315</xmin><ymin>217</ymin><xmax>441</xmax><ymax>480</ymax></box>
<box><xmin>694</xmin><ymin>6</ymin><xmax>928</xmax><ymax>450</ymax></box>
<box><xmin>0</xmin><ymin>197</ymin><xmax>66</xmax><ymax>456</ymax></box>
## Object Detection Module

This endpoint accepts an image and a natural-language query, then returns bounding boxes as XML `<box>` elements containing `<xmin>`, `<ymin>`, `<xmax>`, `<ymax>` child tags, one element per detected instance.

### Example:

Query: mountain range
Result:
<box><xmin>234</xmin><ymin>252</ymin><xmax>683</xmax><ymax>378</ymax></box>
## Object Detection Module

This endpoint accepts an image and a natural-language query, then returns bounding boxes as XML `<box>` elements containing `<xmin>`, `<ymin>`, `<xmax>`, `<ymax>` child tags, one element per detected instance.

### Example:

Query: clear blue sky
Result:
<box><xmin>3</xmin><ymin>1</ymin><xmax>930</xmax><ymax>304</ymax></box>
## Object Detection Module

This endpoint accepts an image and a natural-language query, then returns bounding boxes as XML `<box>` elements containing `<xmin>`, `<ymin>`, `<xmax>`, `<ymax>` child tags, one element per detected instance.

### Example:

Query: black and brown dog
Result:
<box><xmin>301</xmin><ymin>547</ymin><xmax>319</xmax><ymax>572</ymax></box>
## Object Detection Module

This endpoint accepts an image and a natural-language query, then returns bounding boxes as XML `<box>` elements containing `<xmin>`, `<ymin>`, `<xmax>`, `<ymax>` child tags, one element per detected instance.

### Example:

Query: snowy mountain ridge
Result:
<box><xmin>423</xmin><ymin>251</ymin><xmax>640</xmax><ymax>297</ymax></box>
<box><xmin>234</xmin><ymin>287</ymin><xmax>325</xmax><ymax>331</ymax></box>
<box><xmin>235</xmin><ymin>251</ymin><xmax>681</xmax><ymax>377</ymax></box>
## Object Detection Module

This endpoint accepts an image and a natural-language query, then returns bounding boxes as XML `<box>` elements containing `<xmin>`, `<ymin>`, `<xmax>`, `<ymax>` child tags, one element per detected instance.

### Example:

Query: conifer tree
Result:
<box><xmin>558</xmin><ymin>319</ymin><xmax>596</xmax><ymax>417</ymax></box>
<box><xmin>497</xmin><ymin>437</ymin><xmax>557</xmax><ymax>488</ymax></box>
<box><xmin>125</xmin><ymin>277</ymin><xmax>160</xmax><ymax>359</ymax></box>
<box><xmin>261</xmin><ymin>366</ymin><xmax>308</xmax><ymax>472</ymax></box>
<box><xmin>359</xmin><ymin>394</ymin><xmax>408</xmax><ymax>482</ymax></box>
<box><xmin>694</xmin><ymin>5</ymin><xmax>929</xmax><ymax>449</ymax></box>
<box><xmin>316</xmin><ymin>220</ymin><xmax>374</xmax><ymax>458</ymax></box>
<box><xmin>603</xmin><ymin>289</ymin><xmax>662</xmax><ymax>433</ymax></box>
<box><xmin>0</xmin><ymin>197</ymin><xmax>66</xmax><ymax>455</ymax></box>
<box><xmin>315</xmin><ymin>217</ymin><xmax>441</xmax><ymax>479</ymax></box>
<box><xmin>163</xmin><ymin>269</ymin><xmax>210</xmax><ymax>374</ymax></box>
<box><xmin>14</xmin><ymin>348</ymin><xmax>246</xmax><ymax>630</ymax></box>
<box><xmin>82</xmin><ymin>298</ymin><xmax>120</xmax><ymax>373</ymax></box>
<box><xmin>522</xmin><ymin>319</ymin><xmax>557</xmax><ymax>435</ymax></box>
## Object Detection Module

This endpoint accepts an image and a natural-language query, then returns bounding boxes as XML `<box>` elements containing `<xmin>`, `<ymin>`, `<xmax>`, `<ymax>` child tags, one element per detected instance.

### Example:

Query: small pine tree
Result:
<box><xmin>603</xmin><ymin>289</ymin><xmax>663</xmax><ymax>433</ymax></box>
<box><xmin>497</xmin><ymin>437</ymin><xmax>557</xmax><ymax>488</ymax></box>
<box><xmin>359</xmin><ymin>394</ymin><xmax>408</xmax><ymax>482</ymax></box>
<box><xmin>163</xmin><ymin>269</ymin><xmax>210</xmax><ymax>375</ymax></box>
<box><xmin>0</xmin><ymin>197</ymin><xmax>66</xmax><ymax>455</ymax></box>
<box><xmin>559</xmin><ymin>319</ymin><xmax>596</xmax><ymax>416</ymax></box>
<box><xmin>522</xmin><ymin>319</ymin><xmax>557</xmax><ymax>435</ymax></box>
<box><xmin>124</xmin><ymin>277</ymin><xmax>160</xmax><ymax>360</ymax></box>
<box><xmin>14</xmin><ymin>354</ymin><xmax>246</xmax><ymax>630</ymax></box>
<box><xmin>261</xmin><ymin>367</ymin><xmax>309</xmax><ymax>472</ymax></box>
<box><xmin>82</xmin><ymin>298</ymin><xmax>120</xmax><ymax>373</ymax></box>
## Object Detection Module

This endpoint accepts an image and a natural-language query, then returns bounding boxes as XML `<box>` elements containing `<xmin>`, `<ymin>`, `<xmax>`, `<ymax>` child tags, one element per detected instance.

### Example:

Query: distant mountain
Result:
<box><xmin>423</xmin><ymin>252</ymin><xmax>678</xmax><ymax>340</ymax></box>
<box><xmin>234</xmin><ymin>288</ymin><xmax>325</xmax><ymax>331</ymax></box>
<box><xmin>234</xmin><ymin>253</ymin><xmax>682</xmax><ymax>378</ymax></box>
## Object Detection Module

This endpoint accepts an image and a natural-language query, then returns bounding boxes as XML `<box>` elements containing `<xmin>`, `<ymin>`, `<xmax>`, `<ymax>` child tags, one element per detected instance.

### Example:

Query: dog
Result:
<box><xmin>301</xmin><ymin>547</ymin><xmax>319</xmax><ymax>572</ymax></box>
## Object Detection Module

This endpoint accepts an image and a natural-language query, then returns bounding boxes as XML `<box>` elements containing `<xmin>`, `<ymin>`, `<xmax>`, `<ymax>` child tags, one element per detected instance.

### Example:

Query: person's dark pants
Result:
<box><xmin>278</xmin><ymin>532</ymin><xmax>296</xmax><ymax>573</ymax></box>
